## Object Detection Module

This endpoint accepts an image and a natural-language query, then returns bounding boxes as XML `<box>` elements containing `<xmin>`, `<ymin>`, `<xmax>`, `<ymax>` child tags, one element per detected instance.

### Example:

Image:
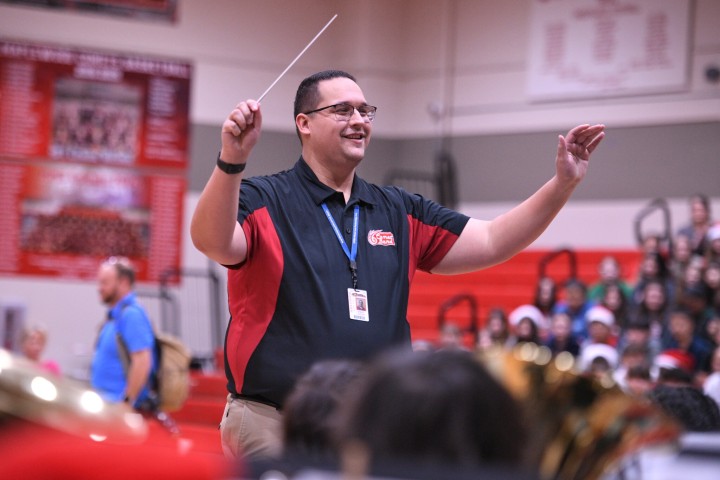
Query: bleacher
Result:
<box><xmin>407</xmin><ymin>248</ymin><xmax>643</xmax><ymax>347</ymax></box>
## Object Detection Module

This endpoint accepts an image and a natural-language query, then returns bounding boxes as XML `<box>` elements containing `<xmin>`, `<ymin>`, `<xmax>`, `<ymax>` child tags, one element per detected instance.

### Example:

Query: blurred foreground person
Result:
<box><xmin>334</xmin><ymin>348</ymin><xmax>531</xmax><ymax>478</ymax></box>
<box><xmin>248</xmin><ymin>359</ymin><xmax>365</xmax><ymax>479</ymax></box>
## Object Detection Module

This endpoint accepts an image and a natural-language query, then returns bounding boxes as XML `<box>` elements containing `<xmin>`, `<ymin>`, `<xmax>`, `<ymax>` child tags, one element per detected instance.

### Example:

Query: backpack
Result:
<box><xmin>113</xmin><ymin>307</ymin><xmax>192</xmax><ymax>413</ymax></box>
<box><xmin>150</xmin><ymin>331</ymin><xmax>192</xmax><ymax>412</ymax></box>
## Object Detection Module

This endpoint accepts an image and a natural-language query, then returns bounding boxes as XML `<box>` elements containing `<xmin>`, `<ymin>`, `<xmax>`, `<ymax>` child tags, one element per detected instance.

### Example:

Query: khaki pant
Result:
<box><xmin>219</xmin><ymin>394</ymin><xmax>283</xmax><ymax>460</ymax></box>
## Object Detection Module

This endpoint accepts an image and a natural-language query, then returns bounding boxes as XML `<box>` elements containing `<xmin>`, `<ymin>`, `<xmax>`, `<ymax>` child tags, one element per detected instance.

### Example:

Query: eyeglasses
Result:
<box><xmin>303</xmin><ymin>103</ymin><xmax>377</xmax><ymax>123</ymax></box>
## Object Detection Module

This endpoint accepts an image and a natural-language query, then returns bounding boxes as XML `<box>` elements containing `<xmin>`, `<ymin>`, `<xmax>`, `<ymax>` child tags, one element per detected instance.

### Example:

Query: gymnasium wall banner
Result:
<box><xmin>0</xmin><ymin>39</ymin><xmax>191</xmax><ymax>283</ymax></box>
<box><xmin>0</xmin><ymin>0</ymin><xmax>179</xmax><ymax>23</ymax></box>
<box><xmin>526</xmin><ymin>0</ymin><xmax>691</xmax><ymax>101</ymax></box>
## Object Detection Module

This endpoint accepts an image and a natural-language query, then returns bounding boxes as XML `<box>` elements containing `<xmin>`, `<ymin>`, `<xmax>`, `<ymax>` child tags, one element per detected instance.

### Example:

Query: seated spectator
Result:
<box><xmin>639</xmin><ymin>231</ymin><xmax>666</xmax><ymax>257</ymax></box>
<box><xmin>675</xmin><ymin>258</ymin><xmax>708</xmax><ymax>308</ymax></box>
<box><xmin>476</xmin><ymin>307</ymin><xmax>512</xmax><ymax>352</ymax></box>
<box><xmin>703</xmin><ymin>345</ymin><xmax>720</xmax><ymax>409</ymax></box>
<box><xmin>613</xmin><ymin>343</ymin><xmax>651</xmax><ymax>394</ymax></box>
<box><xmin>676</xmin><ymin>282</ymin><xmax>714</xmax><ymax>342</ymax></box>
<box><xmin>630</xmin><ymin>279</ymin><xmax>670</xmax><ymax>350</ymax></box>
<box><xmin>533</xmin><ymin>276</ymin><xmax>557</xmax><ymax>322</ymax></box>
<box><xmin>701</xmin><ymin>310</ymin><xmax>720</xmax><ymax>349</ymax></box>
<box><xmin>588</xmin><ymin>255</ymin><xmax>632</xmax><ymax>303</ymax></box>
<box><xmin>669</xmin><ymin>234</ymin><xmax>693</xmax><ymax>286</ymax></box>
<box><xmin>20</xmin><ymin>325</ymin><xmax>61</xmax><ymax>376</ymax></box>
<box><xmin>578</xmin><ymin>343</ymin><xmax>618</xmax><ymax>380</ymax></box>
<box><xmin>335</xmin><ymin>348</ymin><xmax>527</xmax><ymax>474</ymax></box>
<box><xmin>705</xmin><ymin>223</ymin><xmax>720</xmax><ymax>264</ymax></box>
<box><xmin>653</xmin><ymin>349</ymin><xmax>696</xmax><ymax>385</ymax></box>
<box><xmin>582</xmin><ymin>305</ymin><xmax>617</xmax><ymax>348</ymax></box>
<box><xmin>411</xmin><ymin>339</ymin><xmax>435</xmax><ymax>352</ymax></box>
<box><xmin>588</xmin><ymin>356</ymin><xmax>614</xmax><ymax>382</ymax></box>
<box><xmin>617</xmin><ymin>319</ymin><xmax>661</xmax><ymax>363</ymax></box>
<box><xmin>544</xmin><ymin>312</ymin><xmax>580</xmax><ymax>357</ymax></box>
<box><xmin>580</xmin><ymin>306</ymin><xmax>618</xmax><ymax>378</ymax></box>
<box><xmin>624</xmin><ymin>365</ymin><xmax>654</xmax><ymax>398</ymax></box>
<box><xmin>508</xmin><ymin>304</ymin><xmax>546</xmax><ymax>345</ymax></box>
<box><xmin>631</xmin><ymin>251</ymin><xmax>674</xmax><ymax>308</ymax></box>
<box><xmin>663</xmin><ymin>308</ymin><xmax>714</xmax><ymax>383</ymax></box>
<box><xmin>676</xmin><ymin>193</ymin><xmax>713</xmax><ymax>256</ymax></box>
<box><xmin>438</xmin><ymin>322</ymin><xmax>470</xmax><ymax>351</ymax></box>
<box><xmin>553</xmin><ymin>279</ymin><xmax>595</xmax><ymax>342</ymax></box>
<box><xmin>702</xmin><ymin>260</ymin><xmax>720</xmax><ymax>314</ymax></box>
<box><xmin>599</xmin><ymin>282</ymin><xmax>631</xmax><ymax>331</ymax></box>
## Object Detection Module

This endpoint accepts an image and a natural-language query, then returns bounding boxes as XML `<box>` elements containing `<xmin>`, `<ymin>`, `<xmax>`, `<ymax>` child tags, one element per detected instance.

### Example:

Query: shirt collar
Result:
<box><xmin>109</xmin><ymin>292</ymin><xmax>135</xmax><ymax>320</ymax></box>
<box><xmin>294</xmin><ymin>156</ymin><xmax>376</xmax><ymax>207</ymax></box>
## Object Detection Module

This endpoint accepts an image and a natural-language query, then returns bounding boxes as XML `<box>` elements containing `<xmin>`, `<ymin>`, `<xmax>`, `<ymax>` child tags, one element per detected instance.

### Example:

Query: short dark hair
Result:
<box><xmin>648</xmin><ymin>384</ymin><xmax>720</xmax><ymax>432</ymax></box>
<box><xmin>669</xmin><ymin>306</ymin><xmax>696</xmax><ymax>324</ymax></box>
<box><xmin>293</xmin><ymin>70</ymin><xmax>356</xmax><ymax>140</ymax></box>
<box><xmin>624</xmin><ymin>317</ymin><xmax>650</xmax><ymax>331</ymax></box>
<box><xmin>621</xmin><ymin>343</ymin><xmax>649</xmax><ymax>359</ymax></box>
<box><xmin>564</xmin><ymin>278</ymin><xmax>587</xmax><ymax>293</ymax></box>
<box><xmin>282</xmin><ymin>359</ymin><xmax>364</xmax><ymax>459</ymax></box>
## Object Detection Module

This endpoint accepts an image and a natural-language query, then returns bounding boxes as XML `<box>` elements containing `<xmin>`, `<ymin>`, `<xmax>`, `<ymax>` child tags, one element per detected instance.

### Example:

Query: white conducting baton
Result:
<box><xmin>257</xmin><ymin>14</ymin><xmax>338</xmax><ymax>103</ymax></box>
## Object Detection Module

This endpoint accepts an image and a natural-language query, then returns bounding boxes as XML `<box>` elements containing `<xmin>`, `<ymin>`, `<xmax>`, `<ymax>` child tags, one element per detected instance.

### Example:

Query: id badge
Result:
<box><xmin>348</xmin><ymin>289</ymin><xmax>369</xmax><ymax>322</ymax></box>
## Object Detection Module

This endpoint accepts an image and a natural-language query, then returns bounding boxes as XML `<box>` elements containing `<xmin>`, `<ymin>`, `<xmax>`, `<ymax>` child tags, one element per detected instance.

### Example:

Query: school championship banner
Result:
<box><xmin>526</xmin><ymin>0</ymin><xmax>691</xmax><ymax>101</ymax></box>
<box><xmin>0</xmin><ymin>39</ymin><xmax>190</xmax><ymax>282</ymax></box>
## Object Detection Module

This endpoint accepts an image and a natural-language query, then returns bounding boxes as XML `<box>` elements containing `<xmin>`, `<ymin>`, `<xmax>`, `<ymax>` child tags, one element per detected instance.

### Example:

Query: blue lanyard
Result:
<box><xmin>322</xmin><ymin>203</ymin><xmax>359</xmax><ymax>289</ymax></box>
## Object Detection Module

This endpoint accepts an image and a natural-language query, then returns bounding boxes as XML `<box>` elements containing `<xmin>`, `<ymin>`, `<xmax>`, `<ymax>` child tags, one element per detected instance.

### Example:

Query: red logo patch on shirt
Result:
<box><xmin>367</xmin><ymin>229</ymin><xmax>395</xmax><ymax>246</ymax></box>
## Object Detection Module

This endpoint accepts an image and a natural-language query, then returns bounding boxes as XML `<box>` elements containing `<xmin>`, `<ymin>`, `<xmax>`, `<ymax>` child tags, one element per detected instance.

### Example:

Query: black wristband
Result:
<box><xmin>216</xmin><ymin>152</ymin><xmax>246</xmax><ymax>174</ymax></box>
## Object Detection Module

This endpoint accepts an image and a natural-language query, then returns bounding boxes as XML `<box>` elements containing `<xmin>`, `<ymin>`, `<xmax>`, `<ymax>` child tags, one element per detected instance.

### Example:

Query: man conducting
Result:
<box><xmin>191</xmin><ymin>70</ymin><xmax>605</xmax><ymax>458</ymax></box>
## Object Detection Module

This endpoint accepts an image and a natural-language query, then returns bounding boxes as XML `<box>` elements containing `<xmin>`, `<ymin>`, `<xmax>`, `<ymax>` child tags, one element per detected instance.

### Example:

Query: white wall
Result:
<box><xmin>462</xmin><ymin>197</ymin><xmax>720</xmax><ymax>249</ymax></box>
<box><xmin>1</xmin><ymin>0</ymin><xmax>718</xmax><ymax>137</ymax></box>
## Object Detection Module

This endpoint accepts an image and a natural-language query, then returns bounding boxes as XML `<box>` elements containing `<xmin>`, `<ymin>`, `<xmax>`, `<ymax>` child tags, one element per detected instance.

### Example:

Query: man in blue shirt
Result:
<box><xmin>191</xmin><ymin>70</ymin><xmax>605</xmax><ymax>458</ymax></box>
<box><xmin>91</xmin><ymin>256</ymin><xmax>156</xmax><ymax>411</ymax></box>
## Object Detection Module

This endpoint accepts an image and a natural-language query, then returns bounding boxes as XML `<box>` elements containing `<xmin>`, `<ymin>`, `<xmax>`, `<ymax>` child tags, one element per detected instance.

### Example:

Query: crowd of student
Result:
<box><xmin>437</xmin><ymin>194</ymin><xmax>720</xmax><ymax>433</ymax></box>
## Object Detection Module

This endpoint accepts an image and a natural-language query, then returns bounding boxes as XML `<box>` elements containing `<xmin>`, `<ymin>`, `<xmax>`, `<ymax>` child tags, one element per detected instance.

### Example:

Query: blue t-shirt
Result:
<box><xmin>91</xmin><ymin>292</ymin><xmax>156</xmax><ymax>407</ymax></box>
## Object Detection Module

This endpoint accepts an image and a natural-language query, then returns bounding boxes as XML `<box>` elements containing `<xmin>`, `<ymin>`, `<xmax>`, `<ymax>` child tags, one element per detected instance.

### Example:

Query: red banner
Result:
<box><xmin>0</xmin><ymin>39</ymin><xmax>191</xmax><ymax>169</ymax></box>
<box><xmin>0</xmin><ymin>40</ymin><xmax>190</xmax><ymax>282</ymax></box>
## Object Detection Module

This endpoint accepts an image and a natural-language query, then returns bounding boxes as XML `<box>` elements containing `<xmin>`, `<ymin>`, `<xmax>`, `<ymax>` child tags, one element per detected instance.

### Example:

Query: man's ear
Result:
<box><xmin>118</xmin><ymin>276</ymin><xmax>133</xmax><ymax>292</ymax></box>
<box><xmin>296</xmin><ymin>114</ymin><xmax>311</xmax><ymax>136</ymax></box>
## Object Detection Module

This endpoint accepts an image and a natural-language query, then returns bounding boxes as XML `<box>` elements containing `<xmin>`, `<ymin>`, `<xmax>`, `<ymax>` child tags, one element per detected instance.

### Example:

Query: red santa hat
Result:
<box><xmin>654</xmin><ymin>349</ymin><xmax>695</xmax><ymax>374</ymax></box>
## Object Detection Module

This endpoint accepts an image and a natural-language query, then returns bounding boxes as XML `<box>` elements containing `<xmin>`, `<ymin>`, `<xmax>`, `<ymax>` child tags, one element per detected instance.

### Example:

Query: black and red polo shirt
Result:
<box><xmin>224</xmin><ymin>157</ymin><xmax>469</xmax><ymax>407</ymax></box>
